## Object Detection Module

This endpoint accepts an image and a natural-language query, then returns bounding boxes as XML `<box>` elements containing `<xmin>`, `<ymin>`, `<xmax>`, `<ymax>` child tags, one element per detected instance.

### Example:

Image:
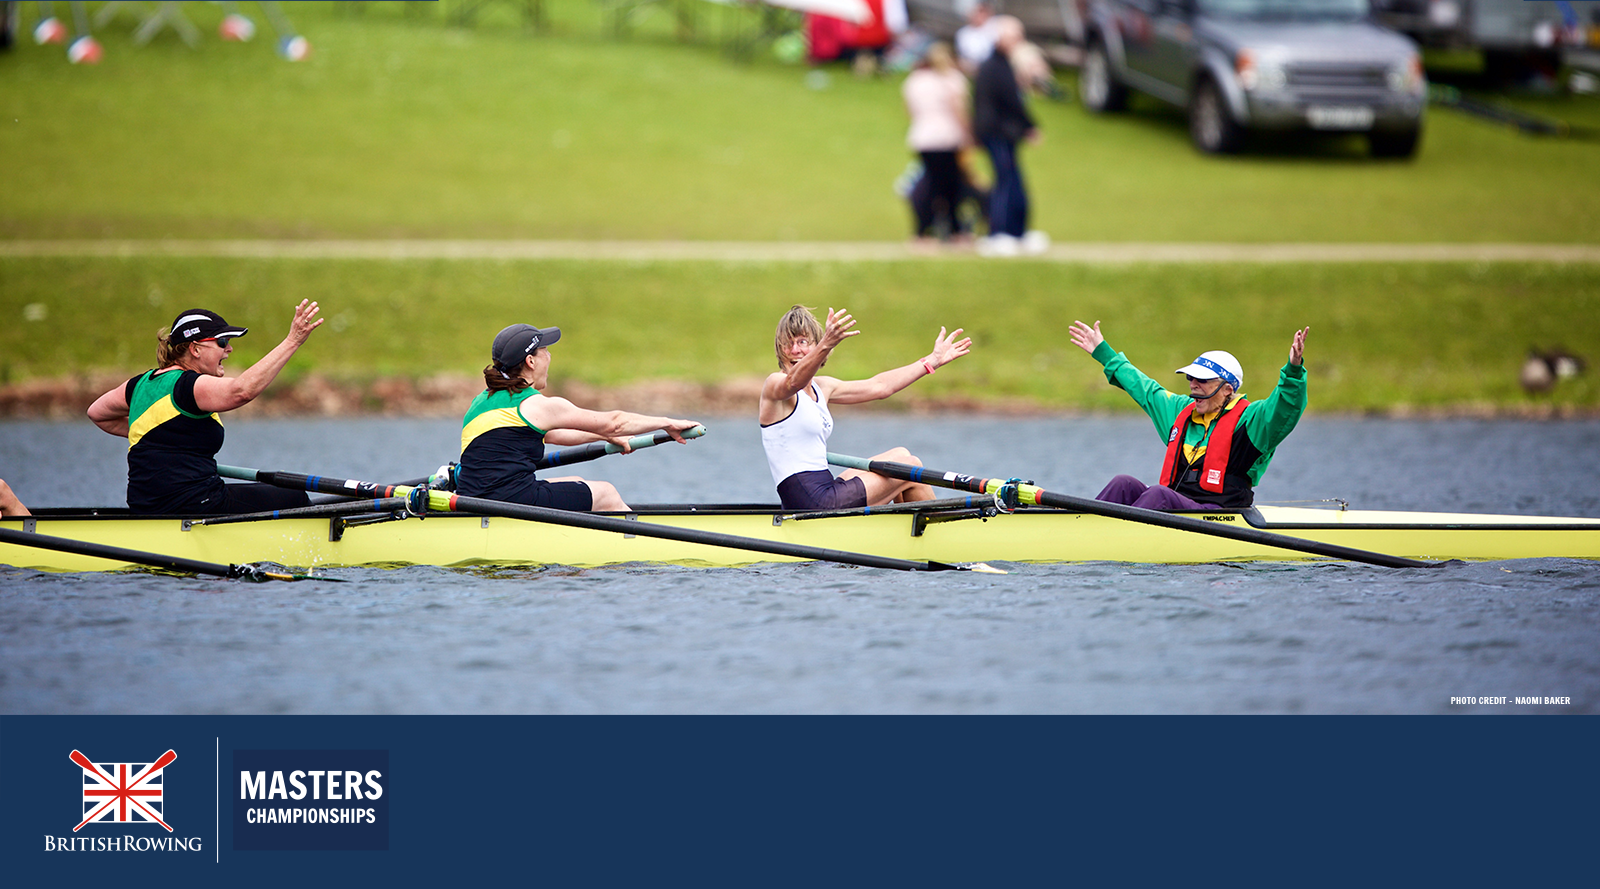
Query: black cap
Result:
<box><xmin>492</xmin><ymin>323</ymin><xmax>561</xmax><ymax>369</ymax></box>
<box><xmin>169</xmin><ymin>309</ymin><xmax>248</xmax><ymax>345</ymax></box>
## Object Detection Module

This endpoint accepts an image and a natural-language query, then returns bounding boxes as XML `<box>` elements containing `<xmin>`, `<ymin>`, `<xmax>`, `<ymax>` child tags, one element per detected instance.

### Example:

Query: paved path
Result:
<box><xmin>3</xmin><ymin>240</ymin><xmax>1599</xmax><ymax>263</ymax></box>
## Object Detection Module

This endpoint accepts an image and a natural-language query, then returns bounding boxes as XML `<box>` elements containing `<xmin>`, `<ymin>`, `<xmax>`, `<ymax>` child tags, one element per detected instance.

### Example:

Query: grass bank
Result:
<box><xmin>2</xmin><ymin>2</ymin><xmax>1597</xmax><ymax>242</ymax></box>
<box><xmin>3</xmin><ymin>256</ymin><xmax>1596</xmax><ymax>413</ymax></box>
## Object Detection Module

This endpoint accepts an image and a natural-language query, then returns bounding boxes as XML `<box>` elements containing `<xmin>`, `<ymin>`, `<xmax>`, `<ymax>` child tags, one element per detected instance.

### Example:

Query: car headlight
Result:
<box><xmin>1237</xmin><ymin>50</ymin><xmax>1287</xmax><ymax>92</ymax></box>
<box><xmin>1387</xmin><ymin>55</ymin><xmax>1425</xmax><ymax>94</ymax></box>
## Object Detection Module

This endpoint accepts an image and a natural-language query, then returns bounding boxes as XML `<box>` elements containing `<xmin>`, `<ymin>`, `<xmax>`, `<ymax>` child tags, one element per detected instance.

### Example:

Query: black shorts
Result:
<box><xmin>776</xmin><ymin>469</ymin><xmax>867</xmax><ymax>512</ymax></box>
<box><xmin>501</xmin><ymin>480</ymin><xmax>595</xmax><ymax>512</ymax></box>
<box><xmin>139</xmin><ymin>481</ymin><xmax>311</xmax><ymax>516</ymax></box>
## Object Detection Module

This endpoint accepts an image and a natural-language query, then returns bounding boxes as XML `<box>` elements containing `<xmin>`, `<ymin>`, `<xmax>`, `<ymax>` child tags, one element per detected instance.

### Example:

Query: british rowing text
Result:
<box><xmin>43</xmin><ymin>835</ymin><xmax>203</xmax><ymax>852</ymax></box>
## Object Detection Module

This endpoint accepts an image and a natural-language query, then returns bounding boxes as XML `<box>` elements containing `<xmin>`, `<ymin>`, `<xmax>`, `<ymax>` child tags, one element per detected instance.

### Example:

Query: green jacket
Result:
<box><xmin>1091</xmin><ymin>340</ymin><xmax>1306</xmax><ymax>486</ymax></box>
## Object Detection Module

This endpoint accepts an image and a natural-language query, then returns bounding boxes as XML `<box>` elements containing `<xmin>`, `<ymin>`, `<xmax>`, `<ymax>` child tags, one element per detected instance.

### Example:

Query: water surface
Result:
<box><xmin>2</xmin><ymin>416</ymin><xmax>1597</xmax><ymax>714</ymax></box>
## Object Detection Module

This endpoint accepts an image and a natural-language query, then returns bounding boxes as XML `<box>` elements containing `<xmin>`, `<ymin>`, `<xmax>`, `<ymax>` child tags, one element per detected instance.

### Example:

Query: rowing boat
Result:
<box><xmin>5</xmin><ymin>499</ymin><xmax>1599</xmax><ymax>573</ymax></box>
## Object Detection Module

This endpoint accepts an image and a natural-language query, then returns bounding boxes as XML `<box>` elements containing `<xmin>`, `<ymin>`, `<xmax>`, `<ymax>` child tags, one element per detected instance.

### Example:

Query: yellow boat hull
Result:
<box><xmin>5</xmin><ymin>504</ymin><xmax>1600</xmax><ymax>572</ymax></box>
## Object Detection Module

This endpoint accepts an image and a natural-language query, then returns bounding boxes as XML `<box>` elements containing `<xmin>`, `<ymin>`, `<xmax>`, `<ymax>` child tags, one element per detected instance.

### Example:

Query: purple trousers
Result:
<box><xmin>1095</xmin><ymin>475</ymin><xmax>1221</xmax><ymax>511</ymax></box>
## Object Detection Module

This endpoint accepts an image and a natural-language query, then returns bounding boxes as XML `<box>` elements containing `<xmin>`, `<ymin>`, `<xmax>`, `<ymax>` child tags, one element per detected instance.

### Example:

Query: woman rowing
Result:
<box><xmin>86</xmin><ymin>302</ymin><xmax>324</xmax><ymax>515</ymax></box>
<box><xmin>760</xmin><ymin>305</ymin><xmax>972</xmax><ymax>511</ymax></box>
<box><xmin>457</xmin><ymin>323</ymin><xmax>702</xmax><ymax>512</ymax></box>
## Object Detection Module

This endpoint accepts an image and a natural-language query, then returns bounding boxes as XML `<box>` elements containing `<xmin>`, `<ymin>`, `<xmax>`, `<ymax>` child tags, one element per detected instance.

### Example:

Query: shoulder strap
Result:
<box><xmin>1196</xmin><ymin>398</ymin><xmax>1250</xmax><ymax>492</ymax></box>
<box><xmin>1157</xmin><ymin>402</ymin><xmax>1197</xmax><ymax>488</ymax></box>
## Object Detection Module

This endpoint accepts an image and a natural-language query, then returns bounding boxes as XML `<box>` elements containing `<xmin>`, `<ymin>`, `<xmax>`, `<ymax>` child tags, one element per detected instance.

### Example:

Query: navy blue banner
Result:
<box><xmin>0</xmin><ymin>716</ymin><xmax>1593</xmax><ymax>886</ymax></box>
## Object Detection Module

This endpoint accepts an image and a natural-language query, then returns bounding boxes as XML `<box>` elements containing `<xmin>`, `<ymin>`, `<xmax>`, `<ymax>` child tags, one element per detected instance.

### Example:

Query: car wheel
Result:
<box><xmin>1369</xmin><ymin>125</ymin><xmax>1421</xmax><ymax>159</ymax></box>
<box><xmin>1189</xmin><ymin>78</ymin><xmax>1244</xmax><ymax>154</ymax></box>
<box><xmin>1079</xmin><ymin>41</ymin><xmax>1128</xmax><ymax>112</ymax></box>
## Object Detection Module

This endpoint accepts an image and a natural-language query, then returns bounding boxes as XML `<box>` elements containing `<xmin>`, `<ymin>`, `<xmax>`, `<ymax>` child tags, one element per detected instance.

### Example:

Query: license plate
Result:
<box><xmin>1306</xmin><ymin>105</ymin><xmax>1374</xmax><ymax>130</ymax></box>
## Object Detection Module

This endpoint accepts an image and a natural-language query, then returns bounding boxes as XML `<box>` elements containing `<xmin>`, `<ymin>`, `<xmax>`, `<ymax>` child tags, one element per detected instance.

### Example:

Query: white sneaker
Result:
<box><xmin>1022</xmin><ymin>230</ymin><xmax>1051</xmax><ymax>254</ymax></box>
<box><xmin>978</xmin><ymin>234</ymin><xmax>1020</xmax><ymax>257</ymax></box>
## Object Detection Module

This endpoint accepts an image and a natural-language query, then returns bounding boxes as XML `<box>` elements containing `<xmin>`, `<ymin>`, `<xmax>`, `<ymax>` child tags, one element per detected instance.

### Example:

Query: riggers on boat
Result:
<box><xmin>5</xmin><ymin>500</ymin><xmax>1600</xmax><ymax>574</ymax></box>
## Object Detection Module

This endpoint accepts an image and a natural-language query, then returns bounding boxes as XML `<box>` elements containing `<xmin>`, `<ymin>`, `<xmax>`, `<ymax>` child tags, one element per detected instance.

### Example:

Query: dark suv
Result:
<box><xmin>1079</xmin><ymin>0</ymin><xmax>1427</xmax><ymax>156</ymax></box>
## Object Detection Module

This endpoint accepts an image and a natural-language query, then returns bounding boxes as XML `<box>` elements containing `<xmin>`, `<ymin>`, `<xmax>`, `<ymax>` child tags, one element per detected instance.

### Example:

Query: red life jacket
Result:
<box><xmin>1159</xmin><ymin>398</ymin><xmax>1249</xmax><ymax>494</ymax></box>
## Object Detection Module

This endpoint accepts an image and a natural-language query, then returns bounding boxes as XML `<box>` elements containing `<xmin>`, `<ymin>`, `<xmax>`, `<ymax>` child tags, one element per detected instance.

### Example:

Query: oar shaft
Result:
<box><xmin>219</xmin><ymin>465</ymin><xmax>405</xmax><ymax>500</ymax></box>
<box><xmin>229</xmin><ymin>464</ymin><xmax>946</xmax><ymax>571</ymax></box>
<box><xmin>830</xmin><ymin>454</ymin><xmax>1433</xmax><ymax>569</ymax></box>
<box><xmin>828</xmin><ymin>453</ymin><xmax>993</xmax><ymax>494</ymax></box>
<box><xmin>429</xmin><ymin>490</ymin><xmax>940</xmax><ymax>571</ymax></box>
<box><xmin>538</xmin><ymin>424</ymin><xmax>707</xmax><ymax>469</ymax></box>
<box><xmin>199</xmin><ymin>497</ymin><xmax>410</xmax><ymax>526</ymax></box>
<box><xmin>0</xmin><ymin>526</ymin><xmax>237</xmax><ymax>578</ymax></box>
<box><xmin>1022</xmin><ymin>486</ymin><xmax>1431</xmax><ymax>569</ymax></box>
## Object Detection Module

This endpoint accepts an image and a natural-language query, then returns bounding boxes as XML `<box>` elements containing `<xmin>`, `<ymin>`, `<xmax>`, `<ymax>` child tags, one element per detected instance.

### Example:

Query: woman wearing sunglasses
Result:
<box><xmin>87</xmin><ymin>301</ymin><xmax>324</xmax><ymax>515</ymax></box>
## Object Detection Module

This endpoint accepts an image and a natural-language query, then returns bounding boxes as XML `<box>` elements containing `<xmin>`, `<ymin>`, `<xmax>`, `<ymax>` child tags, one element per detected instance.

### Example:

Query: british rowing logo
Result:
<box><xmin>71</xmin><ymin>749</ymin><xmax>175</xmax><ymax>832</ymax></box>
<box><xmin>42</xmin><ymin>749</ymin><xmax>203</xmax><ymax>853</ymax></box>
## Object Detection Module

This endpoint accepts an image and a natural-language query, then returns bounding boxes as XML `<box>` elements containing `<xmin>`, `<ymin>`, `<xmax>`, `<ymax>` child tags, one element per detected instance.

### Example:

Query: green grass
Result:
<box><xmin>4</xmin><ymin>256</ymin><xmax>1596</xmax><ymax>411</ymax></box>
<box><xmin>3</xmin><ymin>3</ymin><xmax>1598</xmax><ymax>413</ymax></box>
<box><xmin>2</xmin><ymin>1</ymin><xmax>1598</xmax><ymax>242</ymax></box>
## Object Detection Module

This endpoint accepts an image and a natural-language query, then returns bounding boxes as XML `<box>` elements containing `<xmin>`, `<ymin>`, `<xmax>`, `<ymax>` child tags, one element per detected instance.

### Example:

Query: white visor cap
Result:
<box><xmin>1175</xmin><ymin>350</ymin><xmax>1243</xmax><ymax>390</ymax></box>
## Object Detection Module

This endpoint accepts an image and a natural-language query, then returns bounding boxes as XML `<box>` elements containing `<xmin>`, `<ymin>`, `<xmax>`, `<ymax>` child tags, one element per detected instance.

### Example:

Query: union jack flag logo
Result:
<box><xmin>70</xmin><ymin>749</ymin><xmax>176</xmax><ymax>833</ymax></box>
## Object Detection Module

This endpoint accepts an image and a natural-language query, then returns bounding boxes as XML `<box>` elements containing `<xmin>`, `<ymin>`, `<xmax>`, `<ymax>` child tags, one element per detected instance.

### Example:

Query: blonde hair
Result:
<box><xmin>774</xmin><ymin>305</ymin><xmax>824</xmax><ymax>369</ymax></box>
<box><xmin>923</xmin><ymin>41</ymin><xmax>954</xmax><ymax>73</ymax></box>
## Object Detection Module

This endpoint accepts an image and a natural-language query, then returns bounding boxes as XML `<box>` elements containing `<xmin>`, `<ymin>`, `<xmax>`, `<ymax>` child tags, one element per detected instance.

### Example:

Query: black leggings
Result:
<box><xmin>915</xmin><ymin>150</ymin><xmax>965</xmax><ymax>237</ymax></box>
<box><xmin>213</xmin><ymin>482</ymin><xmax>311</xmax><ymax>514</ymax></box>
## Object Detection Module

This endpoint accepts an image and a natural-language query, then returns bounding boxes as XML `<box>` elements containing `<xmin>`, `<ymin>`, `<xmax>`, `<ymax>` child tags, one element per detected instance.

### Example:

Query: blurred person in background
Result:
<box><xmin>806</xmin><ymin>0</ymin><xmax>907</xmax><ymax>73</ymax></box>
<box><xmin>903</xmin><ymin>41</ymin><xmax>972</xmax><ymax>244</ymax></box>
<box><xmin>955</xmin><ymin>0</ymin><xmax>997</xmax><ymax>75</ymax></box>
<box><xmin>973</xmin><ymin>15</ymin><xmax>1045</xmax><ymax>256</ymax></box>
<box><xmin>851</xmin><ymin>0</ymin><xmax>909</xmax><ymax>75</ymax></box>
<box><xmin>1009</xmin><ymin>38</ymin><xmax>1060</xmax><ymax>99</ymax></box>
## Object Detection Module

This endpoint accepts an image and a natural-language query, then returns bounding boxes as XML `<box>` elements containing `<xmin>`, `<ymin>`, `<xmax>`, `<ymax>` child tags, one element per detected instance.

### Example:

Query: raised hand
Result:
<box><xmin>289</xmin><ymin>299</ymin><xmax>324</xmax><ymax>345</ymax></box>
<box><xmin>1068</xmin><ymin>320</ymin><xmax>1103</xmax><ymax>355</ymax></box>
<box><xmin>1289</xmin><ymin>326</ymin><xmax>1309</xmax><ymax>366</ymax></box>
<box><xmin>821</xmin><ymin>307</ymin><xmax>860</xmax><ymax>350</ymax></box>
<box><xmin>928</xmin><ymin>326</ymin><xmax>972</xmax><ymax>369</ymax></box>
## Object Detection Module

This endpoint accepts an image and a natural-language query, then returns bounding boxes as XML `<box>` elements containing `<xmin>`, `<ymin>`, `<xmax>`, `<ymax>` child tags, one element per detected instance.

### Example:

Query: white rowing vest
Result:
<box><xmin>762</xmin><ymin>384</ymin><xmax>834</xmax><ymax>487</ymax></box>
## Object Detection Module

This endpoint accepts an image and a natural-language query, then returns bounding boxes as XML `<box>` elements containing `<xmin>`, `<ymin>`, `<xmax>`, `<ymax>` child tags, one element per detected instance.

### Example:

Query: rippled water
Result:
<box><xmin>2</xmin><ymin>416</ymin><xmax>1598</xmax><ymax>714</ymax></box>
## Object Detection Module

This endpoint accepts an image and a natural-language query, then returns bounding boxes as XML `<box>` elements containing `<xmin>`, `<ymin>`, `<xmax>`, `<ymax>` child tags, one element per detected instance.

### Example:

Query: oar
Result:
<box><xmin>0</xmin><ymin>527</ymin><xmax>333</xmax><ymax>582</ymax></box>
<box><xmin>226</xmin><ymin>465</ymin><xmax>973</xmax><ymax>572</ymax></box>
<box><xmin>827</xmin><ymin>453</ymin><xmax>1436</xmax><ymax>569</ymax></box>
<box><xmin>538</xmin><ymin>424</ymin><xmax>707</xmax><ymax>469</ymax></box>
<box><xmin>197</xmin><ymin>497</ymin><xmax>411</xmax><ymax>526</ymax></box>
<box><xmin>221</xmin><ymin>425</ymin><xmax>707</xmax><ymax>503</ymax></box>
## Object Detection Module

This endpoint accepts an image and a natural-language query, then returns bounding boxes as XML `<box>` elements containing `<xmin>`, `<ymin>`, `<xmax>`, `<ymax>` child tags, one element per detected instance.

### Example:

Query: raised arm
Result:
<box><xmin>827</xmin><ymin>325</ymin><xmax>972</xmax><ymax>405</ymax></box>
<box><xmin>763</xmin><ymin>308</ymin><xmax>858</xmax><ymax>405</ymax></box>
<box><xmin>191</xmin><ymin>300</ymin><xmax>323</xmax><ymax>414</ymax></box>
